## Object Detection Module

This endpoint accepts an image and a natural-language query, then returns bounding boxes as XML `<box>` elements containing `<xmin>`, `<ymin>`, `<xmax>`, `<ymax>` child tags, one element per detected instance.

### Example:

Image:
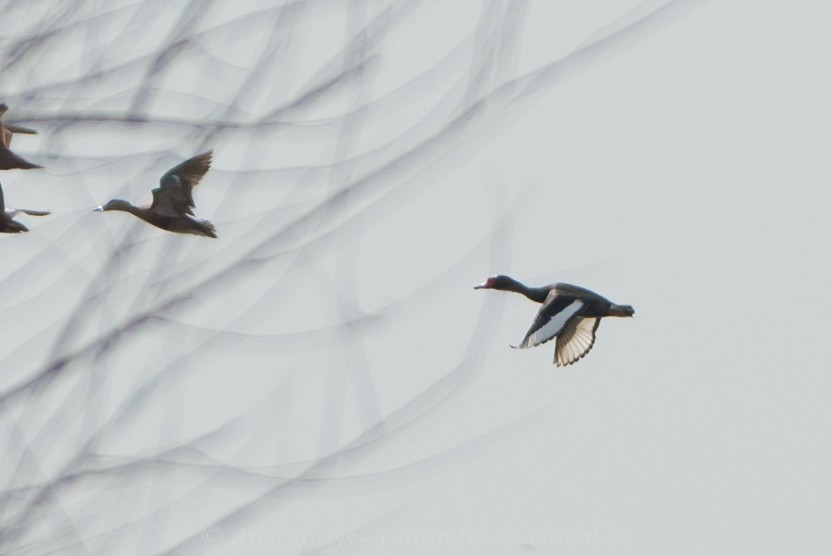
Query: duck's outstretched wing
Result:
<box><xmin>0</xmin><ymin>105</ymin><xmax>38</xmax><ymax>148</ymax></box>
<box><xmin>515</xmin><ymin>289</ymin><xmax>585</xmax><ymax>349</ymax></box>
<box><xmin>149</xmin><ymin>187</ymin><xmax>179</xmax><ymax>217</ymax></box>
<box><xmin>0</xmin><ymin>147</ymin><xmax>40</xmax><ymax>170</ymax></box>
<box><xmin>554</xmin><ymin>317</ymin><xmax>600</xmax><ymax>367</ymax></box>
<box><xmin>3</xmin><ymin>124</ymin><xmax>37</xmax><ymax>135</ymax></box>
<box><xmin>151</xmin><ymin>151</ymin><xmax>212</xmax><ymax>217</ymax></box>
<box><xmin>18</xmin><ymin>208</ymin><xmax>50</xmax><ymax>216</ymax></box>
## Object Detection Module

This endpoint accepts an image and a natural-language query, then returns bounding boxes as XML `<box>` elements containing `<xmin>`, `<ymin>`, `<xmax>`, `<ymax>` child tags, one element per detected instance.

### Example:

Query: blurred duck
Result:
<box><xmin>475</xmin><ymin>275</ymin><xmax>634</xmax><ymax>366</ymax></box>
<box><xmin>0</xmin><ymin>181</ymin><xmax>50</xmax><ymax>233</ymax></box>
<box><xmin>0</xmin><ymin>104</ymin><xmax>41</xmax><ymax>170</ymax></box>
<box><xmin>95</xmin><ymin>151</ymin><xmax>217</xmax><ymax>238</ymax></box>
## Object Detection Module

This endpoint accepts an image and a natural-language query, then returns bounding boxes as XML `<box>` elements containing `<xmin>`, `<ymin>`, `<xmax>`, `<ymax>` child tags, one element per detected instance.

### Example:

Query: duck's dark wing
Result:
<box><xmin>18</xmin><ymin>208</ymin><xmax>50</xmax><ymax>216</ymax></box>
<box><xmin>0</xmin><ymin>147</ymin><xmax>40</xmax><ymax>170</ymax></box>
<box><xmin>149</xmin><ymin>187</ymin><xmax>182</xmax><ymax>217</ymax></box>
<box><xmin>554</xmin><ymin>317</ymin><xmax>600</xmax><ymax>367</ymax></box>
<box><xmin>515</xmin><ymin>289</ymin><xmax>585</xmax><ymax>349</ymax></box>
<box><xmin>0</xmin><ymin>183</ymin><xmax>5</xmax><ymax>213</ymax></box>
<box><xmin>151</xmin><ymin>151</ymin><xmax>212</xmax><ymax>217</ymax></box>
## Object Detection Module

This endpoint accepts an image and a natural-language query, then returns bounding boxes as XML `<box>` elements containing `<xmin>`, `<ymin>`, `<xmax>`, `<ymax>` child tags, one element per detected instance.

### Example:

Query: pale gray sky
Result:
<box><xmin>1</xmin><ymin>1</ymin><xmax>830</xmax><ymax>554</ymax></box>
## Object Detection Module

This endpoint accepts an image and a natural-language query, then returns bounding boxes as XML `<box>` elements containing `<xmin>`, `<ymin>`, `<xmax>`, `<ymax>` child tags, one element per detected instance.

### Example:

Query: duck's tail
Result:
<box><xmin>608</xmin><ymin>304</ymin><xmax>634</xmax><ymax>317</ymax></box>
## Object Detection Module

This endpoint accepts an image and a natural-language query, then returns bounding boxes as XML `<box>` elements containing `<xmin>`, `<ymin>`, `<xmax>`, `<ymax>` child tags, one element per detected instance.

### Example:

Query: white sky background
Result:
<box><xmin>0</xmin><ymin>0</ymin><xmax>830</xmax><ymax>554</ymax></box>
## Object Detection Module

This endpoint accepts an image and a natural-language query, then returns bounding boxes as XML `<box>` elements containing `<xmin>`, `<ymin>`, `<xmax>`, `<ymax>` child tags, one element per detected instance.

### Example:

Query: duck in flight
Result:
<box><xmin>0</xmin><ymin>182</ymin><xmax>50</xmax><ymax>233</ymax></box>
<box><xmin>95</xmin><ymin>151</ymin><xmax>217</xmax><ymax>238</ymax></box>
<box><xmin>475</xmin><ymin>275</ymin><xmax>634</xmax><ymax>366</ymax></box>
<box><xmin>0</xmin><ymin>104</ymin><xmax>41</xmax><ymax>170</ymax></box>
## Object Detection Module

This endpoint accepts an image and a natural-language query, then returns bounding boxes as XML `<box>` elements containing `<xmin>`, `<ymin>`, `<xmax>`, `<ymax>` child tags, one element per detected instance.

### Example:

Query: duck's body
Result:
<box><xmin>95</xmin><ymin>151</ymin><xmax>217</xmax><ymax>238</ymax></box>
<box><xmin>0</xmin><ymin>182</ymin><xmax>50</xmax><ymax>233</ymax></box>
<box><xmin>475</xmin><ymin>275</ymin><xmax>633</xmax><ymax>366</ymax></box>
<box><xmin>97</xmin><ymin>199</ymin><xmax>217</xmax><ymax>237</ymax></box>
<box><xmin>0</xmin><ymin>104</ymin><xmax>41</xmax><ymax>170</ymax></box>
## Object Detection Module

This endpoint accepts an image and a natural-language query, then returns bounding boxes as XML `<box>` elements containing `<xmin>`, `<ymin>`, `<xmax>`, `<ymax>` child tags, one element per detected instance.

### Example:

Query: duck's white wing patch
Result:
<box><xmin>555</xmin><ymin>317</ymin><xmax>600</xmax><ymax>367</ymax></box>
<box><xmin>518</xmin><ymin>299</ymin><xmax>583</xmax><ymax>348</ymax></box>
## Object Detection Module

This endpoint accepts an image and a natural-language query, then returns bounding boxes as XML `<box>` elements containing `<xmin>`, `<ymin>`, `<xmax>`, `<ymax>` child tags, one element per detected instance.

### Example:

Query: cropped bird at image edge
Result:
<box><xmin>0</xmin><ymin>182</ymin><xmax>50</xmax><ymax>233</ymax></box>
<box><xmin>0</xmin><ymin>103</ymin><xmax>41</xmax><ymax>170</ymax></box>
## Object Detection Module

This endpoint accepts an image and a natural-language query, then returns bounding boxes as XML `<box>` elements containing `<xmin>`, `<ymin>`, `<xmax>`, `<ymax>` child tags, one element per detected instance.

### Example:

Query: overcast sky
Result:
<box><xmin>1</xmin><ymin>1</ymin><xmax>830</xmax><ymax>554</ymax></box>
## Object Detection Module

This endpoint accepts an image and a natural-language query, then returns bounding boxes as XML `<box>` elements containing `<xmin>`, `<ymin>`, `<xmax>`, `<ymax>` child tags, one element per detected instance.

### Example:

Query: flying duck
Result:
<box><xmin>0</xmin><ymin>104</ymin><xmax>41</xmax><ymax>170</ymax></box>
<box><xmin>0</xmin><ymin>182</ymin><xmax>50</xmax><ymax>233</ymax></box>
<box><xmin>475</xmin><ymin>275</ymin><xmax>634</xmax><ymax>366</ymax></box>
<box><xmin>95</xmin><ymin>151</ymin><xmax>217</xmax><ymax>238</ymax></box>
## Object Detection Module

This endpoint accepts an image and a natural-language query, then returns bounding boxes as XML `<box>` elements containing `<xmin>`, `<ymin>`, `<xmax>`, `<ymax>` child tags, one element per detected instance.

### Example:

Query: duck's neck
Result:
<box><xmin>502</xmin><ymin>277</ymin><xmax>550</xmax><ymax>304</ymax></box>
<box><xmin>111</xmin><ymin>202</ymin><xmax>142</xmax><ymax>217</ymax></box>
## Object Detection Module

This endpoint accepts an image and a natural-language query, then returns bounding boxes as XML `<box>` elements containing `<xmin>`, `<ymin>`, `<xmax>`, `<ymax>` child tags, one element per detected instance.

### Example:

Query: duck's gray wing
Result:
<box><xmin>554</xmin><ymin>316</ymin><xmax>600</xmax><ymax>367</ymax></box>
<box><xmin>154</xmin><ymin>150</ymin><xmax>212</xmax><ymax>216</ymax></box>
<box><xmin>149</xmin><ymin>187</ymin><xmax>182</xmax><ymax>217</ymax></box>
<box><xmin>0</xmin><ymin>182</ymin><xmax>49</xmax><ymax>217</ymax></box>
<box><xmin>18</xmin><ymin>208</ymin><xmax>50</xmax><ymax>216</ymax></box>
<box><xmin>0</xmin><ymin>103</ymin><xmax>38</xmax><ymax>136</ymax></box>
<box><xmin>515</xmin><ymin>289</ymin><xmax>585</xmax><ymax>349</ymax></box>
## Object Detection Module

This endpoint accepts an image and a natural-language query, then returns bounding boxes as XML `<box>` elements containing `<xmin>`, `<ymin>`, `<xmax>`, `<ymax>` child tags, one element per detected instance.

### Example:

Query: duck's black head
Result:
<box><xmin>474</xmin><ymin>275</ymin><xmax>516</xmax><ymax>290</ymax></box>
<box><xmin>94</xmin><ymin>199</ymin><xmax>131</xmax><ymax>212</ymax></box>
<box><xmin>474</xmin><ymin>274</ymin><xmax>549</xmax><ymax>303</ymax></box>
